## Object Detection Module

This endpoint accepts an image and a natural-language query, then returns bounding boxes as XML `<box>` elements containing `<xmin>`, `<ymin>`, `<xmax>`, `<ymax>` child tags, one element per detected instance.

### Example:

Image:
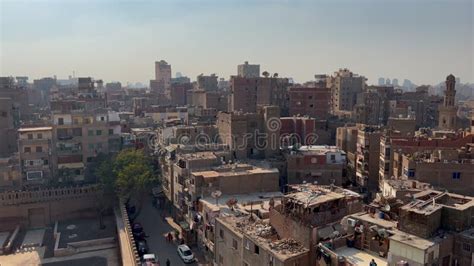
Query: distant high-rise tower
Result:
<box><xmin>438</xmin><ymin>74</ymin><xmax>458</xmax><ymax>130</ymax></box>
<box><xmin>385</xmin><ymin>78</ymin><xmax>391</xmax><ymax>85</ymax></box>
<box><xmin>378</xmin><ymin>77</ymin><xmax>385</xmax><ymax>86</ymax></box>
<box><xmin>392</xmin><ymin>78</ymin><xmax>399</xmax><ymax>87</ymax></box>
<box><xmin>237</xmin><ymin>61</ymin><xmax>260</xmax><ymax>78</ymax></box>
<box><xmin>155</xmin><ymin>60</ymin><xmax>171</xmax><ymax>90</ymax></box>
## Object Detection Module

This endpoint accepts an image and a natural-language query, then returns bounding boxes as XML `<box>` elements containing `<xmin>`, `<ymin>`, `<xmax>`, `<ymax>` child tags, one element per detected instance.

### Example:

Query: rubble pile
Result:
<box><xmin>269</xmin><ymin>238</ymin><xmax>304</xmax><ymax>254</ymax></box>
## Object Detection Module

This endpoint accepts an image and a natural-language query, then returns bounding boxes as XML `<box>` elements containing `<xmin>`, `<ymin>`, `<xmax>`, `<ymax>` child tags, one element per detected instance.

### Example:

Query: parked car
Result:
<box><xmin>142</xmin><ymin>253</ymin><xmax>159</xmax><ymax>266</ymax></box>
<box><xmin>137</xmin><ymin>240</ymin><xmax>149</xmax><ymax>256</ymax></box>
<box><xmin>177</xmin><ymin>244</ymin><xmax>195</xmax><ymax>263</ymax></box>
<box><xmin>134</xmin><ymin>230</ymin><xmax>147</xmax><ymax>241</ymax></box>
<box><xmin>132</xmin><ymin>222</ymin><xmax>143</xmax><ymax>233</ymax></box>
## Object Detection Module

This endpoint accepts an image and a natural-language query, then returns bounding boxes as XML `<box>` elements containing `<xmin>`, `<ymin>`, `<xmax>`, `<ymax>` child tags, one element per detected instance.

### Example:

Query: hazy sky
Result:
<box><xmin>1</xmin><ymin>0</ymin><xmax>473</xmax><ymax>85</ymax></box>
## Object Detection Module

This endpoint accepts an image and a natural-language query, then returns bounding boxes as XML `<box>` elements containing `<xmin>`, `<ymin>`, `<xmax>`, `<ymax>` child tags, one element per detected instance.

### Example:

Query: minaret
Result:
<box><xmin>438</xmin><ymin>74</ymin><xmax>458</xmax><ymax>130</ymax></box>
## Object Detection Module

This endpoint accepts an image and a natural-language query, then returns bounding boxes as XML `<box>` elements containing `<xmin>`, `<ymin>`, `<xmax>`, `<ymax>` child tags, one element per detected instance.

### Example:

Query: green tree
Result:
<box><xmin>96</xmin><ymin>149</ymin><xmax>159</xmax><ymax>220</ymax></box>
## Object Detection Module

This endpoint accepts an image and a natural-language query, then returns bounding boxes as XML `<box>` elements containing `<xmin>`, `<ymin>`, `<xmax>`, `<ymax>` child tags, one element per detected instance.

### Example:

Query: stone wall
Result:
<box><xmin>0</xmin><ymin>185</ymin><xmax>101</xmax><ymax>230</ymax></box>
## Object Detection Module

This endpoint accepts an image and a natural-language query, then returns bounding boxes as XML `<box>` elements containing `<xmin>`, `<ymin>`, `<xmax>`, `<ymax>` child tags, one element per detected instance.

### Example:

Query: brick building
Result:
<box><xmin>217</xmin><ymin>106</ymin><xmax>280</xmax><ymax>160</ymax></box>
<box><xmin>284</xmin><ymin>145</ymin><xmax>347</xmax><ymax>186</ymax></box>
<box><xmin>18</xmin><ymin>127</ymin><xmax>55</xmax><ymax>187</ymax></box>
<box><xmin>288</xmin><ymin>86</ymin><xmax>331</xmax><ymax>119</ymax></box>
<box><xmin>269</xmin><ymin>184</ymin><xmax>362</xmax><ymax>265</ymax></box>
<box><xmin>230</xmin><ymin>76</ymin><xmax>290</xmax><ymax>115</ymax></box>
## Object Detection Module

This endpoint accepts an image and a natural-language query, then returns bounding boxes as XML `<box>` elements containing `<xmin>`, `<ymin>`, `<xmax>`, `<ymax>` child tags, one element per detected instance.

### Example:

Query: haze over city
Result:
<box><xmin>1</xmin><ymin>0</ymin><xmax>473</xmax><ymax>84</ymax></box>
<box><xmin>1</xmin><ymin>1</ymin><xmax>474</xmax><ymax>266</ymax></box>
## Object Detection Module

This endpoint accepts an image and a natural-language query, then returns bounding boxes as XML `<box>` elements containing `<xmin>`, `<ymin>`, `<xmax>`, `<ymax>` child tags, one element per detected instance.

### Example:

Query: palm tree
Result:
<box><xmin>273</xmin><ymin>73</ymin><xmax>278</xmax><ymax>78</ymax></box>
<box><xmin>262</xmin><ymin>71</ymin><xmax>270</xmax><ymax>78</ymax></box>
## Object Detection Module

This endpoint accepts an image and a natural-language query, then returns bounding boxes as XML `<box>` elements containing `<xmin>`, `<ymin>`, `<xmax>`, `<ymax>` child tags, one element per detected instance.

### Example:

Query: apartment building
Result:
<box><xmin>237</xmin><ymin>61</ymin><xmax>260</xmax><ymax>78</ymax></box>
<box><xmin>327</xmin><ymin>68</ymin><xmax>366</xmax><ymax>114</ymax></box>
<box><xmin>215</xmin><ymin>213</ymin><xmax>309</xmax><ymax>266</ymax></box>
<box><xmin>18</xmin><ymin>127</ymin><xmax>54</xmax><ymax>186</ymax></box>
<box><xmin>217</xmin><ymin>106</ymin><xmax>280</xmax><ymax>160</ymax></box>
<box><xmin>288</xmin><ymin>86</ymin><xmax>331</xmax><ymax>119</ymax></box>
<box><xmin>197</xmin><ymin>74</ymin><xmax>218</xmax><ymax>91</ymax></box>
<box><xmin>398</xmin><ymin>145</ymin><xmax>474</xmax><ymax>196</ymax></box>
<box><xmin>280</xmin><ymin>116</ymin><xmax>316</xmax><ymax>146</ymax></box>
<box><xmin>284</xmin><ymin>145</ymin><xmax>347</xmax><ymax>186</ymax></box>
<box><xmin>229</xmin><ymin>76</ymin><xmax>290</xmax><ymax>115</ymax></box>
<box><xmin>50</xmin><ymin>78</ymin><xmax>122</xmax><ymax>183</ymax></box>
<box><xmin>269</xmin><ymin>184</ymin><xmax>363</xmax><ymax>265</ymax></box>
<box><xmin>355</xmin><ymin>125</ymin><xmax>382</xmax><ymax>197</ymax></box>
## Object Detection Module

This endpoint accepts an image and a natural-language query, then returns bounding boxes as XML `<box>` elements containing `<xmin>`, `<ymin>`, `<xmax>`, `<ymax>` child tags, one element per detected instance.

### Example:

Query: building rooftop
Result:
<box><xmin>192</xmin><ymin>163</ymin><xmax>278</xmax><ymax>179</ymax></box>
<box><xmin>459</xmin><ymin>227</ymin><xmax>474</xmax><ymax>240</ymax></box>
<box><xmin>18</xmin><ymin>127</ymin><xmax>53</xmax><ymax>132</ymax></box>
<box><xmin>335</xmin><ymin>246</ymin><xmax>387</xmax><ymax>266</ymax></box>
<box><xmin>389</xmin><ymin>232</ymin><xmax>437</xmax><ymax>250</ymax></box>
<box><xmin>200</xmin><ymin>192</ymin><xmax>283</xmax><ymax>215</ymax></box>
<box><xmin>290</xmin><ymin>145</ymin><xmax>345</xmax><ymax>155</ymax></box>
<box><xmin>347</xmin><ymin>212</ymin><xmax>397</xmax><ymax>229</ymax></box>
<box><xmin>285</xmin><ymin>184</ymin><xmax>361</xmax><ymax>208</ymax></box>
<box><xmin>401</xmin><ymin>189</ymin><xmax>474</xmax><ymax>215</ymax></box>
<box><xmin>178</xmin><ymin>151</ymin><xmax>218</xmax><ymax>161</ymax></box>
<box><xmin>218</xmin><ymin>215</ymin><xmax>309</xmax><ymax>261</ymax></box>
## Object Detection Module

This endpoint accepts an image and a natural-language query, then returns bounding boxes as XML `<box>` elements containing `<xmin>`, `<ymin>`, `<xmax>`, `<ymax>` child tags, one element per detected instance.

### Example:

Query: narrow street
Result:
<box><xmin>134</xmin><ymin>197</ymin><xmax>202</xmax><ymax>266</ymax></box>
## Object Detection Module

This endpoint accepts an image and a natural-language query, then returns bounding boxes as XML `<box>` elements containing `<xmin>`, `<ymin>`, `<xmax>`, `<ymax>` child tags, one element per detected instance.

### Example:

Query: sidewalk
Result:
<box><xmin>157</xmin><ymin>202</ymin><xmax>211</xmax><ymax>265</ymax></box>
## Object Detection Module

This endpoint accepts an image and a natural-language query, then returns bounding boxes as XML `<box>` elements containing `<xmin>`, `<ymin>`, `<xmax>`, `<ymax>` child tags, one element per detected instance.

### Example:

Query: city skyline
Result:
<box><xmin>1</xmin><ymin>0</ymin><xmax>473</xmax><ymax>85</ymax></box>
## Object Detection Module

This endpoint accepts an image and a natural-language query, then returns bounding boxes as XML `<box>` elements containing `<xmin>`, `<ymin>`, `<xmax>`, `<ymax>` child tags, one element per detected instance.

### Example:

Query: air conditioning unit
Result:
<box><xmin>347</xmin><ymin>218</ymin><xmax>357</xmax><ymax>227</ymax></box>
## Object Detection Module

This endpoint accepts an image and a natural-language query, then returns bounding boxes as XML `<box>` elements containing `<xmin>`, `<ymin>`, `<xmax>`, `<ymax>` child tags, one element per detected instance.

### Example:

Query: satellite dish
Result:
<box><xmin>211</xmin><ymin>190</ymin><xmax>222</xmax><ymax>198</ymax></box>
<box><xmin>384</xmin><ymin>204</ymin><xmax>391</xmax><ymax>212</ymax></box>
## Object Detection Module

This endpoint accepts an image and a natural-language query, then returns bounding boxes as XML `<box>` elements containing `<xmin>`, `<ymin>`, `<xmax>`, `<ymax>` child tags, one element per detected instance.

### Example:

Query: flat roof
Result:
<box><xmin>348</xmin><ymin>212</ymin><xmax>397</xmax><ymax>229</ymax></box>
<box><xmin>336</xmin><ymin>246</ymin><xmax>387</xmax><ymax>265</ymax></box>
<box><xmin>390</xmin><ymin>233</ymin><xmax>436</xmax><ymax>250</ymax></box>
<box><xmin>192</xmin><ymin>164</ymin><xmax>278</xmax><ymax>179</ymax></box>
<box><xmin>218</xmin><ymin>215</ymin><xmax>308</xmax><ymax>261</ymax></box>
<box><xmin>290</xmin><ymin>145</ymin><xmax>345</xmax><ymax>155</ymax></box>
<box><xmin>200</xmin><ymin>192</ymin><xmax>283</xmax><ymax>213</ymax></box>
<box><xmin>285</xmin><ymin>184</ymin><xmax>360</xmax><ymax>207</ymax></box>
<box><xmin>18</xmin><ymin>127</ymin><xmax>52</xmax><ymax>132</ymax></box>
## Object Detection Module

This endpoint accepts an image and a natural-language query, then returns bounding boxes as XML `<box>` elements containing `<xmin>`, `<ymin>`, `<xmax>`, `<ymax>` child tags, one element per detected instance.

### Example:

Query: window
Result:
<box><xmin>452</xmin><ymin>172</ymin><xmax>461</xmax><ymax>179</ymax></box>
<box><xmin>88</xmin><ymin>130</ymin><xmax>94</xmax><ymax>136</ymax></box>
<box><xmin>96</xmin><ymin>130</ymin><xmax>102</xmax><ymax>136</ymax></box>
<box><xmin>74</xmin><ymin>169</ymin><xmax>81</xmax><ymax>175</ymax></box>
<box><xmin>462</xmin><ymin>243</ymin><xmax>471</xmax><ymax>252</ymax></box>
<box><xmin>37</xmin><ymin>133</ymin><xmax>43</xmax><ymax>139</ymax></box>
<box><xmin>44</xmin><ymin>159</ymin><xmax>49</xmax><ymax>165</ymax></box>
<box><xmin>24</xmin><ymin>147</ymin><xmax>31</xmax><ymax>153</ymax></box>
<box><xmin>27</xmin><ymin>171</ymin><xmax>43</xmax><ymax>180</ymax></box>
<box><xmin>27</xmin><ymin>134</ymin><xmax>33</xmax><ymax>140</ymax></box>
<box><xmin>72</xmin><ymin>128</ymin><xmax>82</xmax><ymax>136</ymax></box>
<box><xmin>108</xmin><ymin>129</ymin><xmax>114</xmax><ymax>135</ymax></box>
<box><xmin>88</xmin><ymin>143</ymin><xmax>94</xmax><ymax>150</ymax></box>
<box><xmin>254</xmin><ymin>245</ymin><xmax>259</xmax><ymax>254</ymax></box>
<box><xmin>35</xmin><ymin>146</ymin><xmax>43</xmax><ymax>153</ymax></box>
<box><xmin>29</xmin><ymin>160</ymin><xmax>34</xmax><ymax>166</ymax></box>
<box><xmin>309</xmin><ymin>104</ymin><xmax>314</xmax><ymax>108</ymax></box>
<box><xmin>100</xmin><ymin>116</ymin><xmax>105</xmax><ymax>121</ymax></box>
<box><xmin>232</xmin><ymin>239</ymin><xmax>237</xmax><ymax>249</ymax></box>
<box><xmin>58</xmin><ymin>118</ymin><xmax>64</xmax><ymax>125</ymax></box>
<box><xmin>219</xmin><ymin>229</ymin><xmax>224</xmax><ymax>239</ymax></box>
<box><xmin>330</xmin><ymin>154</ymin><xmax>336</xmax><ymax>161</ymax></box>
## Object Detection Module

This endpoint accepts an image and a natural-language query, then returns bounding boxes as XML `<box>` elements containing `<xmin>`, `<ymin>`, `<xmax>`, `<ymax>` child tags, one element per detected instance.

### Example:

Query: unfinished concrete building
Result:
<box><xmin>269</xmin><ymin>184</ymin><xmax>363</xmax><ymax>265</ymax></box>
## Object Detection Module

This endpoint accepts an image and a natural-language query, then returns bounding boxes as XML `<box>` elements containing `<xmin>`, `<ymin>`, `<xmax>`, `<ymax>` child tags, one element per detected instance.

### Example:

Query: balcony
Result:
<box><xmin>19</xmin><ymin>139</ymin><xmax>51</xmax><ymax>146</ymax></box>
